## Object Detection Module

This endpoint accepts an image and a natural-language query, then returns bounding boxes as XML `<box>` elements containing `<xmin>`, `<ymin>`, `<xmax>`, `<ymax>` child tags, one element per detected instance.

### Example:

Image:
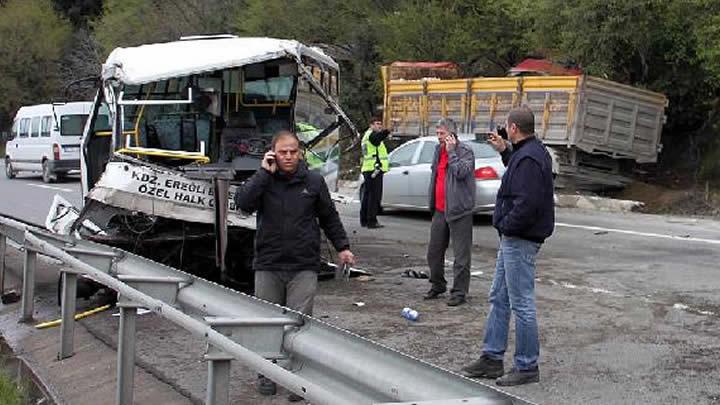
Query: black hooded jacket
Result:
<box><xmin>234</xmin><ymin>163</ymin><xmax>350</xmax><ymax>272</ymax></box>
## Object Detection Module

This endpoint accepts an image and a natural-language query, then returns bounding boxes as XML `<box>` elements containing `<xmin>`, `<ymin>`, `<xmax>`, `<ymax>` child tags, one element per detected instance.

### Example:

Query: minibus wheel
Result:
<box><xmin>4</xmin><ymin>158</ymin><xmax>15</xmax><ymax>179</ymax></box>
<box><xmin>42</xmin><ymin>160</ymin><xmax>54</xmax><ymax>183</ymax></box>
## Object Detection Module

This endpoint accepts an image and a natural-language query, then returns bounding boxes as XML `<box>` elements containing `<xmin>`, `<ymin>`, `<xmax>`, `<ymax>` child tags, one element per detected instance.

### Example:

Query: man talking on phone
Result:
<box><xmin>461</xmin><ymin>106</ymin><xmax>554</xmax><ymax>386</ymax></box>
<box><xmin>234</xmin><ymin>130</ymin><xmax>355</xmax><ymax>400</ymax></box>
<box><xmin>425</xmin><ymin>118</ymin><xmax>475</xmax><ymax>306</ymax></box>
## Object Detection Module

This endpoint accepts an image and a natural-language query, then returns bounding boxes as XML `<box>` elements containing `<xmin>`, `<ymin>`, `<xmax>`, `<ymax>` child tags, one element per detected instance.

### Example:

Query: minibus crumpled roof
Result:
<box><xmin>102</xmin><ymin>36</ymin><xmax>338</xmax><ymax>85</ymax></box>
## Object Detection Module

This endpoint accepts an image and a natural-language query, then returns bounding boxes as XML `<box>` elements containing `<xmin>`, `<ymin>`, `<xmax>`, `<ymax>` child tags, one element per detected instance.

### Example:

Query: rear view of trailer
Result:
<box><xmin>384</xmin><ymin>72</ymin><xmax>668</xmax><ymax>188</ymax></box>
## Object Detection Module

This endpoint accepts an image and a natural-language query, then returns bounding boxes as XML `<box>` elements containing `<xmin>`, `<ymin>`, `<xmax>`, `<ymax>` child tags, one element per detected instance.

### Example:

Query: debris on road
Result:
<box><xmin>401</xmin><ymin>269</ymin><xmax>428</xmax><ymax>279</ymax></box>
<box><xmin>35</xmin><ymin>304</ymin><xmax>112</xmax><ymax>329</ymax></box>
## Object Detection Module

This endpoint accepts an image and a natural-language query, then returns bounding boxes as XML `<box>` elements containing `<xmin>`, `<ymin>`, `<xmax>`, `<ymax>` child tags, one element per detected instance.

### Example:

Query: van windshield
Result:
<box><xmin>60</xmin><ymin>114</ymin><xmax>89</xmax><ymax>136</ymax></box>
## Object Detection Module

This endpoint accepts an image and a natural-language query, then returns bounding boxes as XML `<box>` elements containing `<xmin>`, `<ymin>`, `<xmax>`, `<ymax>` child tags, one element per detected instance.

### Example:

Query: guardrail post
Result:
<box><xmin>58</xmin><ymin>270</ymin><xmax>77</xmax><ymax>359</ymax></box>
<box><xmin>19</xmin><ymin>249</ymin><xmax>37</xmax><ymax>322</ymax></box>
<box><xmin>0</xmin><ymin>234</ymin><xmax>6</xmax><ymax>297</ymax></box>
<box><xmin>204</xmin><ymin>320</ymin><xmax>233</xmax><ymax>405</ymax></box>
<box><xmin>203</xmin><ymin>316</ymin><xmax>301</xmax><ymax>405</ymax></box>
<box><xmin>116</xmin><ymin>300</ymin><xmax>139</xmax><ymax>405</ymax></box>
<box><xmin>205</xmin><ymin>354</ymin><xmax>231</xmax><ymax>405</ymax></box>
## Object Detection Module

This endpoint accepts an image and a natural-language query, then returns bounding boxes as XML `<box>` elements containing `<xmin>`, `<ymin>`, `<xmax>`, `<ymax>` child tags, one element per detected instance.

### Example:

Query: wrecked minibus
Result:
<box><xmin>65</xmin><ymin>35</ymin><xmax>359</xmax><ymax>290</ymax></box>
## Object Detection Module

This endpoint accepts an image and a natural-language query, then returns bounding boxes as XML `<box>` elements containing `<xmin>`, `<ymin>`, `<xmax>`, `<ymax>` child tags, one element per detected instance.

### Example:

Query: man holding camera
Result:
<box><xmin>425</xmin><ymin>118</ymin><xmax>476</xmax><ymax>307</ymax></box>
<box><xmin>461</xmin><ymin>106</ymin><xmax>554</xmax><ymax>386</ymax></box>
<box><xmin>234</xmin><ymin>130</ymin><xmax>355</xmax><ymax>400</ymax></box>
<box><xmin>360</xmin><ymin>116</ymin><xmax>391</xmax><ymax>228</ymax></box>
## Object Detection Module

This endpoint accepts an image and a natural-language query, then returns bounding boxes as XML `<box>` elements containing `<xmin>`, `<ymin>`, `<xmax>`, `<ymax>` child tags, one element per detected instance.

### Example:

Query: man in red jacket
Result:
<box><xmin>424</xmin><ymin>118</ymin><xmax>476</xmax><ymax>307</ymax></box>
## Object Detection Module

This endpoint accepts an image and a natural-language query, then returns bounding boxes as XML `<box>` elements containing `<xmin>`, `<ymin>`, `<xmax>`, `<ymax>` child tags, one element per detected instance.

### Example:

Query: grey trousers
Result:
<box><xmin>427</xmin><ymin>211</ymin><xmax>473</xmax><ymax>298</ymax></box>
<box><xmin>254</xmin><ymin>270</ymin><xmax>318</xmax><ymax>315</ymax></box>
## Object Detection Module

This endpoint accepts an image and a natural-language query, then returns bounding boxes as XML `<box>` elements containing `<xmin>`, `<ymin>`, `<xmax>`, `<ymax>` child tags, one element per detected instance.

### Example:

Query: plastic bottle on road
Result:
<box><xmin>401</xmin><ymin>307</ymin><xmax>419</xmax><ymax>321</ymax></box>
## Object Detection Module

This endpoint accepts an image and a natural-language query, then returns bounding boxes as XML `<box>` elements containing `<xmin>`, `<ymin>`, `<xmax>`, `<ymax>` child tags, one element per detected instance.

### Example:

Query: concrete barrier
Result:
<box><xmin>556</xmin><ymin>194</ymin><xmax>644</xmax><ymax>213</ymax></box>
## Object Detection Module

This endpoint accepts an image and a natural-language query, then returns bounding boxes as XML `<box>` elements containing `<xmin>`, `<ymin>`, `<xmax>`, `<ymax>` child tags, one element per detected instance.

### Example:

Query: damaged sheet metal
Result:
<box><xmin>88</xmin><ymin>160</ymin><xmax>257</xmax><ymax>229</ymax></box>
<box><xmin>86</xmin><ymin>159</ymin><xmax>351</xmax><ymax>232</ymax></box>
<box><xmin>102</xmin><ymin>37</ymin><xmax>337</xmax><ymax>86</ymax></box>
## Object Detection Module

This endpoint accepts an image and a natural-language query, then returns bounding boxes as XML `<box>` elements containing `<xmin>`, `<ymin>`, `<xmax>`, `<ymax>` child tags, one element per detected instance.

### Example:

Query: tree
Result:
<box><xmin>53</xmin><ymin>0</ymin><xmax>103</xmax><ymax>27</ymax></box>
<box><xmin>0</xmin><ymin>0</ymin><xmax>72</xmax><ymax>131</ymax></box>
<box><xmin>93</xmin><ymin>0</ymin><xmax>246</xmax><ymax>56</ymax></box>
<box><xmin>529</xmin><ymin>0</ymin><xmax>718</xmax><ymax>178</ymax></box>
<box><xmin>376</xmin><ymin>0</ymin><xmax>531</xmax><ymax>76</ymax></box>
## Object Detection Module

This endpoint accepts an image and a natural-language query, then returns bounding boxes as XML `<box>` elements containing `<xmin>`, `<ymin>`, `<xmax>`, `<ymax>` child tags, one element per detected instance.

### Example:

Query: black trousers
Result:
<box><xmin>360</xmin><ymin>171</ymin><xmax>383</xmax><ymax>226</ymax></box>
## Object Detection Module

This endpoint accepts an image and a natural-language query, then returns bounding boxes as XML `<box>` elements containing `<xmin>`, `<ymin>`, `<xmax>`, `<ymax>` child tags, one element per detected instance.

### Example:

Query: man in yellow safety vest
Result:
<box><xmin>360</xmin><ymin>116</ymin><xmax>390</xmax><ymax>228</ymax></box>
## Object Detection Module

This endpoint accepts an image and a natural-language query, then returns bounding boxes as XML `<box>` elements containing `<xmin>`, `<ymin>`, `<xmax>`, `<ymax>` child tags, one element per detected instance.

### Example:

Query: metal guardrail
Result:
<box><xmin>0</xmin><ymin>214</ymin><xmax>533</xmax><ymax>405</ymax></box>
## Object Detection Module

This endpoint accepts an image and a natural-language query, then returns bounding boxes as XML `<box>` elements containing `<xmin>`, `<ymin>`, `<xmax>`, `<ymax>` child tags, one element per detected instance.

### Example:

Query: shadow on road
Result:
<box><xmin>379</xmin><ymin>209</ymin><xmax>494</xmax><ymax>227</ymax></box>
<box><xmin>5</xmin><ymin>174</ymin><xmax>80</xmax><ymax>183</ymax></box>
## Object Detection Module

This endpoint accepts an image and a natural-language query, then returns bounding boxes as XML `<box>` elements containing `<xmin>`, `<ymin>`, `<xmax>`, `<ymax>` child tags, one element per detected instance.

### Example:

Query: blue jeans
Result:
<box><xmin>482</xmin><ymin>236</ymin><xmax>541</xmax><ymax>370</ymax></box>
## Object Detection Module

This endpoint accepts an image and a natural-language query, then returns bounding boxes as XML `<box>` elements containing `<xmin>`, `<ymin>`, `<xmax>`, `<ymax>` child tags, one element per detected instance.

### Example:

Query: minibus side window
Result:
<box><xmin>40</xmin><ymin>116</ymin><xmax>52</xmax><ymax>137</ymax></box>
<box><xmin>30</xmin><ymin>117</ymin><xmax>41</xmax><ymax>138</ymax></box>
<box><xmin>19</xmin><ymin>118</ymin><xmax>29</xmax><ymax>138</ymax></box>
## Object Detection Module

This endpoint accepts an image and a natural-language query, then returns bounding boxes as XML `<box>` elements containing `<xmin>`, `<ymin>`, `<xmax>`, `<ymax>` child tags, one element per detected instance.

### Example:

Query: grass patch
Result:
<box><xmin>0</xmin><ymin>370</ymin><xmax>24</xmax><ymax>405</ymax></box>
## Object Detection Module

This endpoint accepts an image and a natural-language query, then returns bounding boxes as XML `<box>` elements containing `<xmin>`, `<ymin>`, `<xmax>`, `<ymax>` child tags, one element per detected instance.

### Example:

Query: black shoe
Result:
<box><xmin>367</xmin><ymin>223</ymin><xmax>384</xmax><ymax>229</ymax></box>
<box><xmin>288</xmin><ymin>393</ymin><xmax>304</xmax><ymax>402</ymax></box>
<box><xmin>496</xmin><ymin>367</ymin><xmax>539</xmax><ymax>386</ymax></box>
<box><xmin>423</xmin><ymin>288</ymin><xmax>446</xmax><ymax>300</ymax></box>
<box><xmin>461</xmin><ymin>354</ymin><xmax>504</xmax><ymax>379</ymax></box>
<box><xmin>447</xmin><ymin>296</ymin><xmax>466</xmax><ymax>306</ymax></box>
<box><xmin>256</xmin><ymin>374</ymin><xmax>277</xmax><ymax>396</ymax></box>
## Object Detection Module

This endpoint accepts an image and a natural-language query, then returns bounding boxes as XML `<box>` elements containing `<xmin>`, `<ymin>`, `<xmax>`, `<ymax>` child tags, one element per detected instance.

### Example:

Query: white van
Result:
<box><xmin>5</xmin><ymin>102</ymin><xmax>93</xmax><ymax>182</ymax></box>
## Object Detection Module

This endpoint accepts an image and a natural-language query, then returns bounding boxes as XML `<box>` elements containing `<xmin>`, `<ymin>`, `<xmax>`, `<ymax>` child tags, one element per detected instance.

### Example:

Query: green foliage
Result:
<box><xmin>529</xmin><ymin>0</ymin><xmax>719</xmax><ymax>178</ymax></box>
<box><xmin>93</xmin><ymin>0</ymin><xmax>245</xmax><ymax>56</ymax></box>
<box><xmin>0</xmin><ymin>371</ymin><xmax>23</xmax><ymax>405</ymax></box>
<box><xmin>376</xmin><ymin>0</ymin><xmax>530</xmax><ymax>76</ymax></box>
<box><xmin>0</xmin><ymin>0</ymin><xmax>72</xmax><ymax>131</ymax></box>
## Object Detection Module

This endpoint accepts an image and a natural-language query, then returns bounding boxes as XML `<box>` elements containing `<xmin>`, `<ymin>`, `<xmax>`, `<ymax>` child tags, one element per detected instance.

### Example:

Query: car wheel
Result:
<box><xmin>42</xmin><ymin>160</ymin><xmax>54</xmax><ymax>183</ymax></box>
<box><xmin>4</xmin><ymin>158</ymin><xmax>15</xmax><ymax>179</ymax></box>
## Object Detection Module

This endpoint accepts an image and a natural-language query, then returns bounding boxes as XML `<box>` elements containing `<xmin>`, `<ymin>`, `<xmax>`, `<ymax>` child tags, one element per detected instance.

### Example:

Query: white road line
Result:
<box><xmin>556</xmin><ymin>222</ymin><xmax>720</xmax><ymax>245</ymax></box>
<box><xmin>26</xmin><ymin>183</ymin><xmax>73</xmax><ymax>193</ymax></box>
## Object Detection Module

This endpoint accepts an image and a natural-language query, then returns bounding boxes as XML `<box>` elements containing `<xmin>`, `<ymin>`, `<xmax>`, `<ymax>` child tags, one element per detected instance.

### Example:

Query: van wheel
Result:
<box><xmin>4</xmin><ymin>158</ymin><xmax>15</xmax><ymax>179</ymax></box>
<box><xmin>42</xmin><ymin>160</ymin><xmax>54</xmax><ymax>183</ymax></box>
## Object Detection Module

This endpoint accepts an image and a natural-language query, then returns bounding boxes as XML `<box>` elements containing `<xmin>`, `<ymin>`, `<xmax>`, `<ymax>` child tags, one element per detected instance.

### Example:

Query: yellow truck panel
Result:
<box><xmin>384</xmin><ymin>73</ymin><xmax>667</xmax><ymax>164</ymax></box>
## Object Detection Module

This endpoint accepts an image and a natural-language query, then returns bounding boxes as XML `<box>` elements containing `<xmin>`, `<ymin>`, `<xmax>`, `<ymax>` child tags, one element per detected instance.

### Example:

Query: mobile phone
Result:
<box><xmin>496</xmin><ymin>126</ymin><xmax>508</xmax><ymax>140</ymax></box>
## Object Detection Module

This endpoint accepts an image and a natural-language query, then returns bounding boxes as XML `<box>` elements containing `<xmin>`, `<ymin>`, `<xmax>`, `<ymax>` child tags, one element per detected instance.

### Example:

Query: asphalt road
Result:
<box><xmin>0</xmin><ymin>162</ymin><xmax>82</xmax><ymax>225</ymax></box>
<box><xmin>2</xmin><ymin>162</ymin><xmax>720</xmax><ymax>404</ymax></box>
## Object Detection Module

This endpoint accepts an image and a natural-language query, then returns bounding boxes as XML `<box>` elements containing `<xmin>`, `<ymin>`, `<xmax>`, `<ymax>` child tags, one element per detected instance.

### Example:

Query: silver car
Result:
<box><xmin>381</xmin><ymin>135</ymin><xmax>505</xmax><ymax>214</ymax></box>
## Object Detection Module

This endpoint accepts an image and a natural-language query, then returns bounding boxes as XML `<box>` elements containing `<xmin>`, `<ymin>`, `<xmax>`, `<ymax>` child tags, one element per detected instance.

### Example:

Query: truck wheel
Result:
<box><xmin>4</xmin><ymin>158</ymin><xmax>15</xmax><ymax>179</ymax></box>
<box><xmin>42</xmin><ymin>160</ymin><xmax>54</xmax><ymax>183</ymax></box>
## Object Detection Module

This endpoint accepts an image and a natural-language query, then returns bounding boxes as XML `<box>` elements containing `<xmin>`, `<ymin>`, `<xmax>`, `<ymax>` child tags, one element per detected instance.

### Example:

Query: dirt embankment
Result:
<box><xmin>612</xmin><ymin>181</ymin><xmax>720</xmax><ymax>217</ymax></box>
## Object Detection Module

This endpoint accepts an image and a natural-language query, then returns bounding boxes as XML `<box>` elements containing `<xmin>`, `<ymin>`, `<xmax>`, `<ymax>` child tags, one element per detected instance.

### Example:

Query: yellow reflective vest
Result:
<box><xmin>361</xmin><ymin>128</ymin><xmax>389</xmax><ymax>173</ymax></box>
